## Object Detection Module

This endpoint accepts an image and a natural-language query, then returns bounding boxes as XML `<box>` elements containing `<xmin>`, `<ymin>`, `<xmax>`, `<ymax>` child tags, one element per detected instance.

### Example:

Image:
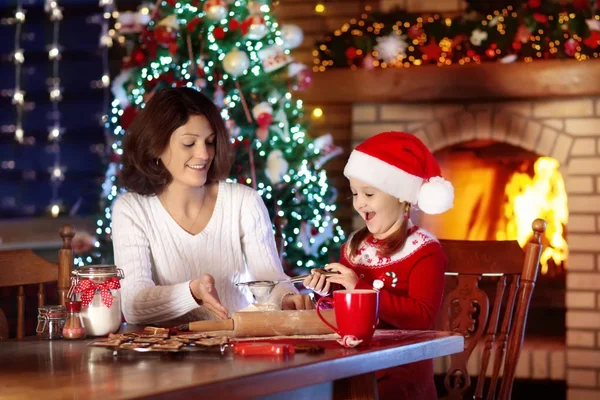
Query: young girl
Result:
<box><xmin>304</xmin><ymin>131</ymin><xmax>454</xmax><ymax>400</ymax></box>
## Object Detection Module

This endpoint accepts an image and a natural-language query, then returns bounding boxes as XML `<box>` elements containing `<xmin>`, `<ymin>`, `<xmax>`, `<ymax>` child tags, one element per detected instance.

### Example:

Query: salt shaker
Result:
<box><xmin>62</xmin><ymin>301</ymin><xmax>86</xmax><ymax>340</ymax></box>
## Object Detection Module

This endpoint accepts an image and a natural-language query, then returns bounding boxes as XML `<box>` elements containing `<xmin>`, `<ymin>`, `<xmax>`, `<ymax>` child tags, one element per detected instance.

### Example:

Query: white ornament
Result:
<box><xmin>280</xmin><ymin>24</ymin><xmax>304</xmax><ymax>49</ymax></box>
<box><xmin>470</xmin><ymin>29</ymin><xmax>488</xmax><ymax>46</ymax></box>
<box><xmin>499</xmin><ymin>54</ymin><xmax>517</xmax><ymax>64</ymax></box>
<box><xmin>111</xmin><ymin>69</ymin><xmax>133</xmax><ymax>108</ymax></box>
<box><xmin>222</xmin><ymin>49</ymin><xmax>250</xmax><ymax>77</ymax></box>
<box><xmin>246</xmin><ymin>15</ymin><xmax>268</xmax><ymax>40</ymax></box>
<box><xmin>258</xmin><ymin>45</ymin><xmax>293</xmax><ymax>73</ymax></box>
<box><xmin>312</xmin><ymin>133</ymin><xmax>343</xmax><ymax>169</ymax></box>
<box><xmin>204</xmin><ymin>0</ymin><xmax>228</xmax><ymax>21</ymax></box>
<box><xmin>117</xmin><ymin>10</ymin><xmax>151</xmax><ymax>34</ymax></box>
<box><xmin>586</xmin><ymin>19</ymin><xmax>600</xmax><ymax>32</ymax></box>
<box><xmin>374</xmin><ymin>33</ymin><xmax>408</xmax><ymax>62</ymax></box>
<box><xmin>265</xmin><ymin>149</ymin><xmax>288</xmax><ymax>185</ymax></box>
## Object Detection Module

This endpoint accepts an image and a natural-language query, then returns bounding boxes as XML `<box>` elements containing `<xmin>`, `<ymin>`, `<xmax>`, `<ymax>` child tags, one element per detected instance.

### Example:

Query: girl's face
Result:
<box><xmin>349</xmin><ymin>177</ymin><xmax>405</xmax><ymax>239</ymax></box>
<box><xmin>160</xmin><ymin>115</ymin><xmax>216</xmax><ymax>190</ymax></box>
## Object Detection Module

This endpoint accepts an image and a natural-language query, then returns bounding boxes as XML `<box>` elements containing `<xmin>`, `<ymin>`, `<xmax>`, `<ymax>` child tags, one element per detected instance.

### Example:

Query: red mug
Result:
<box><xmin>316</xmin><ymin>289</ymin><xmax>380</xmax><ymax>343</ymax></box>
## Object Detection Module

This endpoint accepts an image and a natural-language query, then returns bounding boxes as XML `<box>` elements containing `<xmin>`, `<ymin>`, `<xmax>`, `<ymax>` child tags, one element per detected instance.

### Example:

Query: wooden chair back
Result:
<box><xmin>436</xmin><ymin>218</ymin><xmax>546</xmax><ymax>400</ymax></box>
<box><xmin>0</xmin><ymin>224</ymin><xmax>75</xmax><ymax>340</ymax></box>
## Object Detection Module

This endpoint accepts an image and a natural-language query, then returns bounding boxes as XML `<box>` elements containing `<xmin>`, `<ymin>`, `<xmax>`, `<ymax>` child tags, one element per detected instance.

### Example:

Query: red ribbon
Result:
<box><xmin>74</xmin><ymin>278</ymin><xmax>120</xmax><ymax>308</ymax></box>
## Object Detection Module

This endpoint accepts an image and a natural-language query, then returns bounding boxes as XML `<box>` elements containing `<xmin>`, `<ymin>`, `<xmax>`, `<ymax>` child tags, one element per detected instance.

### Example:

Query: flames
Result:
<box><xmin>497</xmin><ymin>157</ymin><xmax>568</xmax><ymax>274</ymax></box>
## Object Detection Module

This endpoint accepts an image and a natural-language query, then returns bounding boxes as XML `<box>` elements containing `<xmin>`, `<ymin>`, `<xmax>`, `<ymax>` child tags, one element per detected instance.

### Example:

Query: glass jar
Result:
<box><xmin>36</xmin><ymin>305</ymin><xmax>66</xmax><ymax>340</ymax></box>
<box><xmin>72</xmin><ymin>265</ymin><xmax>124</xmax><ymax>337</ymax></box>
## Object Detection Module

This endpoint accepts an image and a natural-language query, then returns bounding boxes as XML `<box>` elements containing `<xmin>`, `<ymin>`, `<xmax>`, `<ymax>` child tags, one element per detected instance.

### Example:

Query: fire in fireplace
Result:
<box><xmin>419</xmin><ymin>139</ymin><xmax>568</xmax><ymax>277</ymax></box>
<box><xmin>417</xmin><ymin>139</ymin><xmax>567</xmax><ymax>338</ymax></box>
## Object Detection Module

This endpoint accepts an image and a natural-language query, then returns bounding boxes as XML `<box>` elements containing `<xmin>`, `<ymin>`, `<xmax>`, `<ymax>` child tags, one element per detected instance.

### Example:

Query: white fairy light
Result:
<box><xmin>13</xmin><ymin>1</ymin><xmax>25</xmax><ymax>143</ymax></box>
<box><xmin>50</xmin><ymin>204</ymin><xmax>61</xmax><ymax>218</ymax></box>
<box><xmin>48</xmin><ymin>46</ymin><xmax>60</xmax><ymax>59</ymax></box>
<box><xmin>46</xmin><ymin>0</ymin><xmax>64</xmax><ymax>216</ymax></box>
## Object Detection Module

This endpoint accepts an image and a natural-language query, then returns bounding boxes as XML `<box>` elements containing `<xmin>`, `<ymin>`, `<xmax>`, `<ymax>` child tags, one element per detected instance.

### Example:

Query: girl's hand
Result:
<box><xmin>190</xmin><ymin>274</ymin><xmax>229</xmax><ymax>320</ymax></box>
<box><xmin>324</xmin><ymin>263</ymin><xmax>359</xmax><ymax>290</ymax></box>
<box><xmin>302</xmin><ymin>269</ymin><xmax>332</xmax><ymax>296</ymax></box>
<box><xmin>282</xmin><ymin>294</ymin><xmax>315</xmax><ymax>310</ymax></box>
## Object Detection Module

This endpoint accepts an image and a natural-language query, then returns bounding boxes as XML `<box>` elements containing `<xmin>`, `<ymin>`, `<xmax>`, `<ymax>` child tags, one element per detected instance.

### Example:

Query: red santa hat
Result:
<box><xmin>343</xmin><ymin>131</ymin><xmax>454</xmax><ymax>214</ymax></box>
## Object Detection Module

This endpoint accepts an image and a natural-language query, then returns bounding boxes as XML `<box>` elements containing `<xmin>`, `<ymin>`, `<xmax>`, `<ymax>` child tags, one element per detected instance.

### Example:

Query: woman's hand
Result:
<box><xmin>302</xmin><ymin>269</ymin><xmax>331</xmax><ymax>296</ymax></box>
<box><xmin>282</xmin><ymin>294</ymin><xmax>315</xmax><ymax>310</ymax></box>
<box><xmin>324</xmin><ymin>263</ymin><xmax>359</xmax><ymax>290</ymax></box>
<box><xmin>190</xmin><ymin>274</ymin><xmax>229</xmax><ymax>319</ymax></box>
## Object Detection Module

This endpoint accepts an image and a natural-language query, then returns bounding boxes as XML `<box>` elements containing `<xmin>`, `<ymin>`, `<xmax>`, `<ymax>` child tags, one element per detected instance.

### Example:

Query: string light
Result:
<box><xmin>46</xmin><ymin>0</ymin><xmax>64</xmax><ymax>217</ymax></box>
<box><xmin>315</xmin><ymin>4</ymin><xmax>600</xmax><ymax>70</ymax></box>
<box><xmin>12</xmin><ymin>0</ymin><xmax>25</xmax><ymax>143</ymax></box>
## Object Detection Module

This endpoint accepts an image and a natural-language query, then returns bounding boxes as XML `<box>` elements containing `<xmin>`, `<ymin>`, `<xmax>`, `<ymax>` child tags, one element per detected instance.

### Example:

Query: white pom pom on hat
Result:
<box><xmin>343</xmin><ymin>131</ymin><xmax>454</xmax><ymax>214</ymax></box>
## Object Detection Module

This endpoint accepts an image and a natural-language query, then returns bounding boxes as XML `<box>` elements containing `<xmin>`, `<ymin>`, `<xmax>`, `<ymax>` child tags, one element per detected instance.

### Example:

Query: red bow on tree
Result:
<box><xmin>74</xmin><ymin>278</ymin><xmax>121</xmax><ymax>308</ymax></box>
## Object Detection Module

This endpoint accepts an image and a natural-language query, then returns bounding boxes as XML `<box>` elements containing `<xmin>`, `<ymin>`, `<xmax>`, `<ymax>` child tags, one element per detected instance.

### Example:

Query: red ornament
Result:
<box><xmin>573</xmin><ymin>0</ymin><xmax>591</xmax><ymax>11</ymax></box>
<box><xmin>213</xmin><ymin>26</ymin><xmax>226</xmax><ymax>40</ymax></box>
<box><xmin>168</xmin><ymin>42</ymin><xmax>178</xmax><ymax>55</ymax></box>
<box><xmin>527</xmin><ymin>0</ymin><xmax>541</xmax><ymax>8</ymax></box>
<box><xmin>512</xmin><ymin>41</ymin><xmax>522</xmax><ymax>51</ymax></box>
<box><xmin>515</xmin><ymin>25</ymin><xmax>531</xmax><ymax>43</ymax></box>
<box><xmin>164</xmin><ymin>72</ymin><xmax>175</xmax><ymax>84</ymax></box>
<box><xmin>421</xmin><ymin>39</ymin><xmax>441</xmax><ymax>62</ymax></box>
<box><xmin>345</xmin><ymin>46</ymin><xmax>358</xmax><ymax>60</ymax></box>
<box><xmin>485</xmin><ymin>48</ymin><xmax>496</xmax><ymax>58</ymax></box>
<box><xmin>154</xmin><ymin>26</ymin><xmax>177</xmax><ymax>46</ymax></box>
<box><xmin>229</xmin><ymin>19</ymin><xmax>240</xmax><ymax>31</ymax></box>
<box><xmin>564</xmin><ymin>39</ymin><xmax>578</xmax><ymax>56</ymax></box>
<box><xmin>132</xmin><ymin>48</ymin><xmax>146</xmax><ymax>65</ymax></box>
<box><xmin>583</xmin><ymin>31</ymin><xmax>600</xmax><ymax>49</ymax></box>
<box><xmin>186</xmin><ymin>18</ymin><xmax>202</xmax><ymax>32</ymax></box>
<box><xmin>120</xmin><ymin>106</ymin><xmax>138</xmax><ymax>131</ymax></box>
<box><xmin>165</xmin><ymin>0</ymin><xmax>177</xmax><ymax>6</ymax></box>
<box><xmin>252</xmin><ymin>102</ymin><xmax>273</xmax><ymax>141</ymax></box>
<box><xmin>407</xmin><ymin>25</ymin><xmax>423</xmax><ymax>41</ymax></box>
<box><xmin>533</xmin><ymin>13</ymin><xmax>548</xmax><ymax>24</ymax></box>
<box><xmin>256</xmin><ymin>113</ymin><xmax>273</xmax><ymax>130</ymax></box>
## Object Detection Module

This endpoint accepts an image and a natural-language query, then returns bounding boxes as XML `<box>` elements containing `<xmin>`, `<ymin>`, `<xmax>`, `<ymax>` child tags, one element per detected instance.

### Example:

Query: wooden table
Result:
<box><xmin>0</xmin><ymin>329</ymin><xmax>463</xmax><ymax>400</ymax></box>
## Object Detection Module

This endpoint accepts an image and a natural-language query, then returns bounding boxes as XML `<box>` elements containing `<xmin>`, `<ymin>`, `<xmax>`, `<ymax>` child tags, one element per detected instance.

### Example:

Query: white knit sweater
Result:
<box><xmin>112</xmin><ymin>181</ymin><xmax>297</xmax><ymax>324</ymax></box>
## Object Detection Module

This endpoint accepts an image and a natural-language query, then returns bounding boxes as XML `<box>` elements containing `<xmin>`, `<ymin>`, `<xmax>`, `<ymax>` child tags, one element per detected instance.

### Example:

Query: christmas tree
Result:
<box><xmin>80</xmin><ymin>0</ymin><xmax>345</xmax><ymax>274</ymax></box>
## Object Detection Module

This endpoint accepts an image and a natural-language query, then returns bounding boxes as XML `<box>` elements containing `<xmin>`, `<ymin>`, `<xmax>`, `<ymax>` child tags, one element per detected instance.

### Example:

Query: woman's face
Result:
<box><xmin>349</xmin><ymin>177</ymin><xmax>405</xmax><ymax>239</ymax></box>
<box><xmin>159</xmin><ymin>115</ymin><xmax>216</xmax><ymax>189</ymax></box>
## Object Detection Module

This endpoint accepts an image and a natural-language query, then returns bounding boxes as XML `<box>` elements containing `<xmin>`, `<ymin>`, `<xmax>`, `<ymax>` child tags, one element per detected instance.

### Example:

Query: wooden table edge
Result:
<box><xmin>133</xmin><ymin>334</ymin><xmax>464</xmax><ymax>400</ymax></box>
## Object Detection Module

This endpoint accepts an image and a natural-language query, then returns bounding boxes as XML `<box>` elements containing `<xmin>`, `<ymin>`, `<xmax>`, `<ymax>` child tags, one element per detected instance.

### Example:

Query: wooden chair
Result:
<box><xmin>0</xmin><ymin>224</ymin><xmax>75</xmax><ymax>340</ymax></box>
<box><xmin>437</xmin><ymin>218</ymin><xmax>546</xmax><ymax>400</ymax></box>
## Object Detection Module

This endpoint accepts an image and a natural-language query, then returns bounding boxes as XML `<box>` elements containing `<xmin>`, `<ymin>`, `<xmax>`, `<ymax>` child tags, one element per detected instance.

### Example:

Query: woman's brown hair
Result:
<box><xmin>120</xmin><ymin>87</ymin><xmax>232</xmax><ymax>196</ymax></box>
<box><xmin>348</xmin><ymin>202</ymin><xmax>411</xmax><ymax>258</ymax></box>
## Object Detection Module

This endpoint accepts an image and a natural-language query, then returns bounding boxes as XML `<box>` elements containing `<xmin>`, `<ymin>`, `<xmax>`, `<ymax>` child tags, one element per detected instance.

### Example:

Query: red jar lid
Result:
<box><xmin>66</xmin><ymin>301</ymin><xmax>82</xmax><ymax>312</ymax></box>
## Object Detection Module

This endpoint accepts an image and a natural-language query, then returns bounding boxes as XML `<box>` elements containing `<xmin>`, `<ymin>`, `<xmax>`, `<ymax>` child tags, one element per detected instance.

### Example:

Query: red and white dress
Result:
<box><xmin>339</xmin><ymin>223</ymin><xmax>447</xmax><ymax>400</ymax></box>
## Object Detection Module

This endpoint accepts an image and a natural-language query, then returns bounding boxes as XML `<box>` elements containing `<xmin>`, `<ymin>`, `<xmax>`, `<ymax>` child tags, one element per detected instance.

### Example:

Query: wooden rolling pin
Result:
<box><xmin>183</xmin><ymin>310</ymin><xmax>337</xmax><ymax>338</ymax></box>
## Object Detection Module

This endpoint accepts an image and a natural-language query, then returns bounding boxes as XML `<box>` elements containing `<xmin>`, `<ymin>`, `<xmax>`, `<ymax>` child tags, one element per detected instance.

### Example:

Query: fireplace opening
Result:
<box><xmin>418</xmin><ymin>140</ymin><xmax>567</xmax><ymax>340</ymax></box>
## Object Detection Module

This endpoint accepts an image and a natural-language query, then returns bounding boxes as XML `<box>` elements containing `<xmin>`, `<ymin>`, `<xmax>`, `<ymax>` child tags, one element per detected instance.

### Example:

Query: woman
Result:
<box><xmin>112</xmin><ymin>87</ymin><xmax>313</xmax><ymax>324</ymax></box>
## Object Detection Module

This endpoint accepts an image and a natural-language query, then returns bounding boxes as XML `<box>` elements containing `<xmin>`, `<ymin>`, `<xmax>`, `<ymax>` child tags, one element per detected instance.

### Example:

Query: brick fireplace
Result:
<box><xmin>350</xmin><ymin>98</ymin><xmax>600</xmax><ymax>398</ymax></box>
<box><xmin>302</xmin><ymin>60</ymin><xmax>600</xmax><ymax>399</ymax></box>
